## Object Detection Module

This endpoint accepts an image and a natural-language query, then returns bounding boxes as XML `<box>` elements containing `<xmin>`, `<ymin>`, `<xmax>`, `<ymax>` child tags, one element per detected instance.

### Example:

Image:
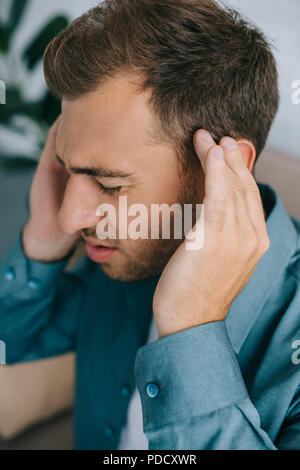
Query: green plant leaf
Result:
<box><xmin>0</xmin><ymin>23</ymin><xmax>9</xmax><ymax>52</ymax></box>
<box><xmin>0</xmin><ymin>157</ymin><xmax>37</xmax><ymax>172</ymax></box>
<box><xmin>8</xmin><ymin>0</ymin><xmax>30</xmax><ymax>35</ymax></box>
<box><xmin>22</xmin><ymin>15</ymin><xmax>69</xmax><ymax>70</ymax></box>
<box><xmin>39</xmin><ymin>91</ymin><xmax>61</xmax><ymax>126</ymax></box>
<box><xmin>0</xmin><ymin>87</ymin><xmax>42</xmax><ymax>124</ymax></box>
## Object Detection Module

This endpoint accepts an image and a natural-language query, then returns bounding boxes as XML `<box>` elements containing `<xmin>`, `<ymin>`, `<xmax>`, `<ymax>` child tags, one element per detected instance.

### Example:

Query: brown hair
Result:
<box><xmin>43</xmin><ymin>0</ymin><xmax>279</xmax><ymax>171</ymax></box>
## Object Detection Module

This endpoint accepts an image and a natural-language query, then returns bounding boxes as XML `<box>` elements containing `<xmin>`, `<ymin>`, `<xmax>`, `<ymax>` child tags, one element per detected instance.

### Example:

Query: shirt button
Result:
<box><xmin>104</xmin><ymin>425</ymin><xmax>115</xmax><ymax>437</ymax></box>
<box><xmin>146</xmin><ymin>383</ymin><xmax>160</xmax><ymax>398</ymax></box>
<box><xmin>121</xmin><ymin>384</ymin><xmax>130</xmax><ymax>397</ymax></box>
<box><xmin>4</xmin><ymin>267</ymin><xmax>16</xmax><ymax>281</ymax></box>
<box><xmin>27</xmin><ymin>277</ymin><xmax>41</xmax><ymax>289</ymax></box>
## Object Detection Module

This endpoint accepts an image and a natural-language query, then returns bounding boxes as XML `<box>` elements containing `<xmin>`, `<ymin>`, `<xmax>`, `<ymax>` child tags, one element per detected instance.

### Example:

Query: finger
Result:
<box><xmin>219</xmin><ymin>137</ymin><xmax>251</xmax><ymax>181</ymax></box>
<box><xmin>193</xmin><ymin>129</ymin><xmax>216</xmax><ymax>173</ymax></box>
<box><xmin>215</xmin><ymin>137</ymin><xmax>251</xmax><ymax>229</ymax></box>
<box><xmin>219</xmin><ymin>137</ymin><xmax>266</xmax><ymax>235</ymax></box>
<box><xmin>40</xmin><ymin>115</ymin><xmax>63</xmax><ymax>171</ymax></box>
<box><xmin>51</xmin><ymin>114</ymin><xmax>62</xmax><ymax>132</ymax></box>
<box><xmin>194</xmin><ymin>131</ymin><xmax>249</xmax><ymax>228</ymax></box>
<box><xmin>194</xmin><ymin>132</ymin><xmax>238</xmax><ymax>230</ymax></box>
<box><xmin>203</xmin><ymin>145</ymin><xmax>228</xmax><ymax>229</ymax></box>
<box><xmin>48</xmin><ymin>115</ymin><xmax>62</xmax><ymax>148</ymax></box>
<box><xmin>194</xmin><ymin>132</ymin><xmax>256</xmax><ymax>242</ymax></box>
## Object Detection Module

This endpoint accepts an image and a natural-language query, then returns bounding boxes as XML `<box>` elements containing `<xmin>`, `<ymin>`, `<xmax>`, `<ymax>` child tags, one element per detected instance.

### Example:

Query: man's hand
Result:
<box><xmin>22</xmin><ymin>115</ymin><xmax>81</xmax><ymax>262</ymax></box>
<box><xmin>153</xmin><ymin>130</ymin><xmax>270</xmax><ymax>339</ymax></box>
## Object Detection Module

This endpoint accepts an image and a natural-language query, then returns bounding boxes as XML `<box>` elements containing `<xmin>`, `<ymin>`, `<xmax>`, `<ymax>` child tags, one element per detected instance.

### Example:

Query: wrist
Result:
<box><xmin>154</xmin><ymin>302</ymin><xmax>228</xmax><ymax>339</ymax></box>
<box><xmin>22</xmin><ymin>223</ymin><xmax>76</xmax><ymax>263</ymax></box>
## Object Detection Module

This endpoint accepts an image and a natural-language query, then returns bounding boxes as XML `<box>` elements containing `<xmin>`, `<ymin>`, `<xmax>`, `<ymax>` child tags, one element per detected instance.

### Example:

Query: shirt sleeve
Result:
<box><xmin>275</xmin><ymin>385</ymin><xmax>300</xmax><ymax>450</ymax></box>
<box><xmin>0</xmin><ymin>226</ymin><xmax>90</xmax><ymax>364</ymax></box>
<box><xmin>134</xmin><ymin>320</ymin><xmax>280</xmax><ymax>450</ymax></box>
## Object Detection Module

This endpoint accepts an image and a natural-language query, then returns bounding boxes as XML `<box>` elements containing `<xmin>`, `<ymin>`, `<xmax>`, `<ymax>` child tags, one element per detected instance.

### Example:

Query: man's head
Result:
<box><xmin>43</xmin><ymin>0</ymin><xmax>279</xmax><ymax>282</ymax></box>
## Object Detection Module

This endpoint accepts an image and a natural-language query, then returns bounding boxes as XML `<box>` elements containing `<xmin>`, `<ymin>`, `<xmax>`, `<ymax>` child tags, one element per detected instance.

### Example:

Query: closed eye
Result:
<box><xmin>96</xmin><ymin>181</ymin><xmax>122</xmax><ymax>195</ymax></box>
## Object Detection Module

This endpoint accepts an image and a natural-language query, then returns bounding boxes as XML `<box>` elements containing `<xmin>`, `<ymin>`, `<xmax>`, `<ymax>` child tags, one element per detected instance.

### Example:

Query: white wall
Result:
<box><xmin>226</xmin><ymin>0</ymin><xmax>300</xmax><ymax>158</ymax></box>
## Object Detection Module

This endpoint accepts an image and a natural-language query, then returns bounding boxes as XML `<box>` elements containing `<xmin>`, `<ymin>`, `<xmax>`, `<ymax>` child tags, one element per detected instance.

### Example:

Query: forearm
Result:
<box><xmin>0</xmin><ymin>227</ymin><xmax>81</xmax><ymax>364</ymax></box>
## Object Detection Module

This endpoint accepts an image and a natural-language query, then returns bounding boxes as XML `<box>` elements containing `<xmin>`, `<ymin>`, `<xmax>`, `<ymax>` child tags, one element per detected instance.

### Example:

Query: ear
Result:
<box><xmin>236</xmin><ymin>139</ymin><xmax>256</xmax><ymax>172</ymax></box>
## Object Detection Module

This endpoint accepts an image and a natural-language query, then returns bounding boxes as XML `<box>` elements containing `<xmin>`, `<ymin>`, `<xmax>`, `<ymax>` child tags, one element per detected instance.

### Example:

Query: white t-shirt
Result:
<box><xmin>118</xmin><ymin>316</ymin><xmax>159</xmax><ymax>450</ymax></box>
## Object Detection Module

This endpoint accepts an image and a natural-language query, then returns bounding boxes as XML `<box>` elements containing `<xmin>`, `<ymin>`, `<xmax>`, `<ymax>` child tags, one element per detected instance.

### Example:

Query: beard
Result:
<box><xmin>85</xmin><ymin>167</ymin><xmax>202</xmax><ymax>282</ymax></box>
<box><xmin>100</xmin><ymin>234</ymin><xmax>183</xmax><ymax>282</ymax></box>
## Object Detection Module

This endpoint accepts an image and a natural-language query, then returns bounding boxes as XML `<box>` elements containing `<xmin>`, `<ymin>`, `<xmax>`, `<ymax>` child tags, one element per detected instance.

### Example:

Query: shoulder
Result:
<box><xmin>287</xmin><ymin>216</ymin><xmax>300</xmax><ymax>283</ymax></box>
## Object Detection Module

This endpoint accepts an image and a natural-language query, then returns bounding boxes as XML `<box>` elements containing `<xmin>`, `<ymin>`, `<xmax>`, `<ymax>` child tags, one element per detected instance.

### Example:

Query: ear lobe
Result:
<box><xmin>236</xmin><ymin>139</ymin><xmax>256</xmax><ymax>172</ymax></box>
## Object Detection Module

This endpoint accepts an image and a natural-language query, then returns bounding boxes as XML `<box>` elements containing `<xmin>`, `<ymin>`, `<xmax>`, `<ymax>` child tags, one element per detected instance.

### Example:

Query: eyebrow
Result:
<box><xmin>56</xmin><ymin>155</ymin><xmax>136</xmax><ymax>181</ymax></box>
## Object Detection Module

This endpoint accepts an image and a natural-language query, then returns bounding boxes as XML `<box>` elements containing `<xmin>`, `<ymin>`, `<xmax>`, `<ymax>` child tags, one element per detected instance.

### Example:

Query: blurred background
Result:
<box><xmin>0</xmin><ymin>0</ymin><xmax>299</xmax><ymax>450</ymax></box>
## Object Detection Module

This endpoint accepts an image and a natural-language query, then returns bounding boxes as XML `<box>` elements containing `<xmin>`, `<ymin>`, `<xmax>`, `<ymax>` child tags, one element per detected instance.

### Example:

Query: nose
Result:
<box><xmin>58</xmin><ymin>174</ymin><xmax>103</xmax><ymax>234</ymax></box>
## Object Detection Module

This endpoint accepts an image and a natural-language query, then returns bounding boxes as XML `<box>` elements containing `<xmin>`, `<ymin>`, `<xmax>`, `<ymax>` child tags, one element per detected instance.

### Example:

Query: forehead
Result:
<box><xmin>57</xmin><ymin>73</ymin><xmax>166</xmax><ymax>172</ymax></box>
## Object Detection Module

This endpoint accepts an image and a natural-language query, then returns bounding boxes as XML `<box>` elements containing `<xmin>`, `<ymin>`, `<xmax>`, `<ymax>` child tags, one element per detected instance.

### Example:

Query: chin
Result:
<box><xmin>99</xmin><ymin>261</ymin><xmax>138</xmax><ymax>282</ymax></box>
<box><xmin>100</xmin><ymin>258</ymin><xmax>160</xmax><ymax>283</ymax></box>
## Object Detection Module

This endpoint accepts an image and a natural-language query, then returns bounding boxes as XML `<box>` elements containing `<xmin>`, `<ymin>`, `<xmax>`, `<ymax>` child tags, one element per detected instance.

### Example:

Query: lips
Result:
<box><xmin>84</xmin><ymin>239</ymin><xmax>117</xmax><ymax>263</ymax></box>
<box><xmin>88</xmin><ymin>241</ymin><xmax>114</xmax><ymax>248</ymax></box>
<box><xmin>82</xmin><ymin>235</ymin><xmax>115</xmax><ymax>249</ymax></box>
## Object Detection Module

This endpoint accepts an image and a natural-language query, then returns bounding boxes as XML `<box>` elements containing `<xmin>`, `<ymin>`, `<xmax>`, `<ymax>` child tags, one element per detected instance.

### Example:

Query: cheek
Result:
<box><xmin>154</xmin><ymin>173</ymin><xmax>181</xmax><ymax>203</ymax></box>
<box><xmin>135</xmin><ymin>179</ymin><xmax>182</xmax><ymax>208</ymax></box>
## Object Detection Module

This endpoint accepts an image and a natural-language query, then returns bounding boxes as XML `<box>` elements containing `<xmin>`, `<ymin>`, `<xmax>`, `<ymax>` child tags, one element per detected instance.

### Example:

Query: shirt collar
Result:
<box><xmin>225</xmin><ymin>182</ymin><xmax>298</xmax><ymax>354</ymax></box>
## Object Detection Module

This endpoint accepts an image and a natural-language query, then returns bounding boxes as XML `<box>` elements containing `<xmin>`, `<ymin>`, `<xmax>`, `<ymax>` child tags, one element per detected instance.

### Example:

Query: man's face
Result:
<box><xmin>56</xmin><ymin>73</ymin><xmax>204</xmax><ymax>281</ymax></box>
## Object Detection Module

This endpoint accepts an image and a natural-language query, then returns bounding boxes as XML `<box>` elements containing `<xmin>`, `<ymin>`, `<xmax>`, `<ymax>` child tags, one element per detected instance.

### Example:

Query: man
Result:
<box><xmin>1</xmin><ymin>0</ymin><xmax>300</xmax><ymax>450</ymax></box>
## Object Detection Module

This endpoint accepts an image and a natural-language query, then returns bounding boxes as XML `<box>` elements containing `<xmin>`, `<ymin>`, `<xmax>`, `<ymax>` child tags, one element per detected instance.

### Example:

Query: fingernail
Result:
<box><xmin>213</xmin><ymin>146</ymin><xmax>224</xmax><ymax>158</ymax></box>
<box><xmin>198</xmin><ymin>131</ymin><xmax>214</xmax><ymax>143</ymax></box>
<box><xmin>221</xmin><ymin>137</ymin><xmax>238</xmax><ymax>149</ymax></box>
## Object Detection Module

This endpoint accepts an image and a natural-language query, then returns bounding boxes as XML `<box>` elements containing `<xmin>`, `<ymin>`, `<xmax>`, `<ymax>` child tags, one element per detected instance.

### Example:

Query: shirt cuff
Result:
<box><xmin>134</xmin><ymin>320</ymin><xmax>249</xmax><ymax>431</ymax></box>
<box><xmin>0</xmin><ymin>227</ymin><xmax>75</xmax><ymax>300</ymax></box>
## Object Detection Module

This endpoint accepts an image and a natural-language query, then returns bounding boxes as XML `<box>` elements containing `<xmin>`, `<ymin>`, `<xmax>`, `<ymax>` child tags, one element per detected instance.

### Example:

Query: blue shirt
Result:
<box><xmin>1</xmin><ymin>182</ymin><xmax>300</xmax><ymax>450</ymax></box>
